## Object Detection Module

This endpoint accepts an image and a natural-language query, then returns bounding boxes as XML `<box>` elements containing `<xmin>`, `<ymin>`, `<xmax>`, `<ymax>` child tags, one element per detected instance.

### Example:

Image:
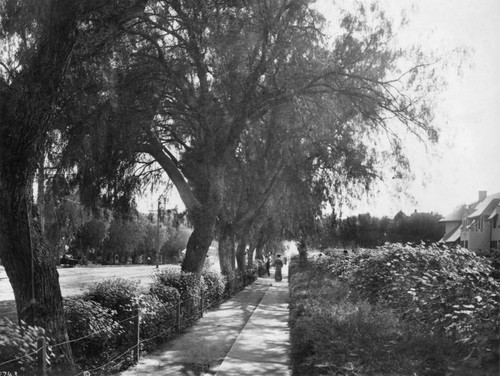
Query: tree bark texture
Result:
<box><xmin>139</xmin><ymin>138</ymin><xmax>222</xmax><ymax>277</ymax></box>
<box><xmin>0</xmin><ymin>0</ymin><xmax>81</xmax><ymax>365</ymax></box>
<box><xmin>247</xmin><ymin>242</ymin><xmax>255</xmax><ymax>268</ymax></box>
<box><xmin>218</xmin><ymin>223</ymin><xmax>236</xmax><ymax>276</ymax></box>
<box><xmin>235</xmin><ymin>241</ymin><xmax>247</xmax><ymax>272</ymax></box>
<box><xmin>0</xmin><ymin>170</ymin><xmax>74</xmax><ymax>365</ymax></box>
<box><xmin>254</xmin><ymin>232</ymin><xmax>266</xmax><ymax>261</ymax></box>
<box><xmin>181</xmin><ymin>210</ymin><xmax>218</xmax><ymax>276</ymax></box>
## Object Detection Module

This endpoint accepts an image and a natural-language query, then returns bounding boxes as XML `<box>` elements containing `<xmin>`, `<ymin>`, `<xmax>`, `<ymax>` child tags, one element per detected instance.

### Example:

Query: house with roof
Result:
<box><xmin>440</xmin><ymin>191</ymin><xmax>500</xmax><ymax>251</ymax></box>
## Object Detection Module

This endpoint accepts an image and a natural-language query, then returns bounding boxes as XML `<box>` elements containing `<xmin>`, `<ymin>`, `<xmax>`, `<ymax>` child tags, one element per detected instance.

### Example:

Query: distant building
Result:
<box><xmin>440</xmin><ymin>191</ymin><xmax>500</xmax><ymax>251</ymax></box>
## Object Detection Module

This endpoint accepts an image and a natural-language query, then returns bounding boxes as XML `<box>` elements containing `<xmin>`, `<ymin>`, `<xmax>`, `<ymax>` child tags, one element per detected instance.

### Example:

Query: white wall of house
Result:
<box><xmin>466</xmin><ymin>227</ymin><xmax>491</xmax><ymax>250</ymax></box>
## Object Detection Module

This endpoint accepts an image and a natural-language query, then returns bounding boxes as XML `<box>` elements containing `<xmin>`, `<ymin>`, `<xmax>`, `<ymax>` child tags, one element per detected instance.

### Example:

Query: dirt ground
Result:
<box><xmin>0</xmin><ymin>264</ymin><xmax>162</xmax><ymax>321</ymax></box>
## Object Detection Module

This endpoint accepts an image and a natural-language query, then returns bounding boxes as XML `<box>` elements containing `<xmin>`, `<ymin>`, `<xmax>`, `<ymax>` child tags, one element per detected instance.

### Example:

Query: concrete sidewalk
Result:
<box><xmin>120</xmin><ymin>267</ymin><xmax>290</xmax><ymax>376</ymax></box>
<box><xmin>214</xmin><ymin>275</ymin><xmax>290</xmax><ymax>376</ymax></box>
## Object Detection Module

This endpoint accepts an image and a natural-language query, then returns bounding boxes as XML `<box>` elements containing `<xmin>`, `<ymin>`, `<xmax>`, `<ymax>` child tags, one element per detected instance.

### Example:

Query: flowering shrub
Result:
<box><xmin>0</xmin><ymin>318</ymin><xmax>54</xmax><ymax>373</ymax></box>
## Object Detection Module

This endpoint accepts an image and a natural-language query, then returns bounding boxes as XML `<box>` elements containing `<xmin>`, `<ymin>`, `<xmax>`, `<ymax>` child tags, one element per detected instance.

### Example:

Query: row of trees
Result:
<box><xmin>317</xmin><ymin>211</ymin><xmax>445</xmax><ymax>248</ymax></box>
<box><xmin>40</xmin><ymin>191</ymin><xmax>188</xmax><ymax>265</ymax></box>
<box><xmin>0</xmin><ymin>0</ymin><xmax>450</xmax><ymax>366</ymax></box>
<box><xmin>71</xmin><ymin>212</ymin><xmax>189</xmax><ymax>265</ymax></box>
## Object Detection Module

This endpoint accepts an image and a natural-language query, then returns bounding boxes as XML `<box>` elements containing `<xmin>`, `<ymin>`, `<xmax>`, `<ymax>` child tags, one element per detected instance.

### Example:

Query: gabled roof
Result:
<box><xmin>488</xmin><ymin>206</ymin><xmax>499</xmax><ymax>220</ymax></box>
<box><xmin>468</xmin><ymin>192</ymin><xmax>500</xmax><ymax>218</ymax></box>
<box><xmin>440</xmin><ymin>223</ymin><xmax>461</xmax><ymax>243</ymax></box>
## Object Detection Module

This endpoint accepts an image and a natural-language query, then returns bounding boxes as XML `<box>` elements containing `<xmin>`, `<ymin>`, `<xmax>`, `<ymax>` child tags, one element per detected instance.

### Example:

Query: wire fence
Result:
<box><xmin>0</xmin><ymin>288</ymin><xmax>223</xmax><ymax>376</ymax></box>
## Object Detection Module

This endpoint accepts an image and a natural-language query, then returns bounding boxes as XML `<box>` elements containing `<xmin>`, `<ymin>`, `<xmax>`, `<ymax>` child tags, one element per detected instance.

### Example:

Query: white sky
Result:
<box><xmin>316</xmin><ymin>0</ymin><xmax>500</xmax><ymax>218</ymax></box>
<box><xmin>139</xmin><ymin>0</ymin><xmax>500</xmax><ymax>218</ymax></box>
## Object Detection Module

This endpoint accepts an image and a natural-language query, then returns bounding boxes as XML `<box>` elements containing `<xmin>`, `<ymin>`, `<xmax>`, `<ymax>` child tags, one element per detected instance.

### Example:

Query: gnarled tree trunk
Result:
<box><xmin>0</xmin><ymin>0</ymin><xmax>80</xmax><ymax>365</ymax></box>
<box><xmin>181</xmin><ymin>209</ymin><xmax>218</xmax><ymax>277</ymax></box>
<box><xmin>0</xmin><ymin>164</ymin><xmax>74</xmax><ymax>366</ymax></box>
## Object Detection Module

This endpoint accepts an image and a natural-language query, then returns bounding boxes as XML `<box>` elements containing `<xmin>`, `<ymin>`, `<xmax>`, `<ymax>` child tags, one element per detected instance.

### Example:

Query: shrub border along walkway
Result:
<box><xmin>120</xmin><ymin>276</ymin><xmax>279</xmax><ymax>375</ymax></box>
<box><xmin>0</xmin><ymin>265</ymin><xmax>263</xmax><ymax>375</ymax></box>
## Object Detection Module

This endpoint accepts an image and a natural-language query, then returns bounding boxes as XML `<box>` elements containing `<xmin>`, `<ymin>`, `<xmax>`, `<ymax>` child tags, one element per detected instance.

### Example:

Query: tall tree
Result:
<box><xmin>0</xmin><ymin>0</ymin><xmax>147</xmax><ymax>365</ymax></box>
<box><xmin>137</xmin><ymin>0</ymin><xmax>439</xmax><ymax>275</ymax></box>
<box><xmin>55</xmin><ymin>0</ymin><xmax>442</xmax><ymax>279</ymax></box>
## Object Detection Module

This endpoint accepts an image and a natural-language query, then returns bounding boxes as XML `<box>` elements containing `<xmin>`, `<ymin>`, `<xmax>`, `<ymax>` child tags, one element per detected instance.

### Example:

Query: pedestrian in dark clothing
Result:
<box><xmin>274</xmin><ymin>254</ymin><xmax>283</xmax><ymax>282</ymax></box>
<box><xmin>265</xmin><ymin>257</ymin><xmax>271</xmax><ymax>276</ymax></box>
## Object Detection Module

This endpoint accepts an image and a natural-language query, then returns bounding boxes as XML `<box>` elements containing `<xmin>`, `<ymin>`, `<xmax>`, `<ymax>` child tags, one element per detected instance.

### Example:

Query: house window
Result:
<box><xmin>464</xmin><ymin>240</ymin><xmax>469</xmax><ymax>248</ymax></box>
<box><xmin>494</xmin><ymin>215</ymin><xmax>498</xmax><ymax>228</ymax></box>
<box><xmin>490</xmin><ymin>241</ymin><xmax>497</xmax><ymax>250</ymax></box>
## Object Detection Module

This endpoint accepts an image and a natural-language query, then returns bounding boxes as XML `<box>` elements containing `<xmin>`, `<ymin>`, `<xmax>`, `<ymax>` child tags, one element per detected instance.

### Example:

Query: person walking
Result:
<box><xmin>274</xmin><ymin>254</ymin><xmax>283</xmax><ymax>282</ymax></box>
<box><xmin>265</xmin><ymin>256</ymin><xmax>271</xmax><ymax>276</ymax></box>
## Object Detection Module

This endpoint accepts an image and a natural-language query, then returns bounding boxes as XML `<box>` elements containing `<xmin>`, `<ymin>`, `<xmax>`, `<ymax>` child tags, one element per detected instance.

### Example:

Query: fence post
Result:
<box><xmin>134</xmin><ymin>303</ymin><xmax>140</xmax><ymax>363</ymax></box>
<box><xmin>176</xmin><ymin>295</ymin><xmax>181</xmax><ymax>333</ymax></box>
<box><xmin>37</xmin><ymin>328</ymin><xmax>47</xmax><ymax>376</ymax></box>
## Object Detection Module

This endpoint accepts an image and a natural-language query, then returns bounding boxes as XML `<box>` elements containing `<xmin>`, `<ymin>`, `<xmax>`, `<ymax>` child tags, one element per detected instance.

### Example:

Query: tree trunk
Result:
<box><xmin>181</xmin><ymin>208</ymin><xmax>218</xmax><ymax>276</ymax></box>
<box><xmin>247</xmin><ymin>243</ymin><xmax>255</xmax><ymax>268</ymax></box>
<box><xmin>218</xmin><ymin>223</ymin><xmax>236</xmax><ymax>276</ymax></box>
<box><xmin>37</xmin><ymin>157</ymin><xmax>45</xmax><ymax>236</ymax></box>
<box><xmin>0</xmin><ymin>179</ymin><xmax>74</xmax><ymax>366</ymax></box>
<box><xmin>235</xmin><ymin>241</ymin><xmax>247</xmax><ymax>272</ymax></box>
<box><xmin>0</xmin><ymin>4</ymin><xmax>80</xmax><ymax>367</ymax></box>
<box><xmin>254</xmin><ymin>236</ymin><xmax>266</xmax><ymax>261</ymax></box>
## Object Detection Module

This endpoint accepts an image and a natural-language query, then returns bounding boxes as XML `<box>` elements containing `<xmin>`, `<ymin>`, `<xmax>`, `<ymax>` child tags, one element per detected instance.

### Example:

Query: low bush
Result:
<box><xmin>252</xmin><ymin>259</ymin><xmax>267</xmax><ymax>277</ymax></box>
<box><xmin>1</xmin><ymin>263</ymin><xmax>259</xmax><ymax>375</ymax></box>
<box><xmin>289</xmin><ymin>264</ymin><xmax>464</xmax><ymax>375</ymax></box>
<box><xmin>241</xmin><ymin>267</ymin><xmax>258</xmax><ymax>286</ymax></box>
<box><xmin>222</xmin><ymin>268</ymin><xmax>257</xmax><ymax>298</ymax></box>
<box><xmin>149</xmin><ymin>283</ymin><xmax>180</xmax><ymax>308</ymax></box>
<box><xmin>63</xmin><ymin>298</ymin><xmax>122</xmax><ymax>366</ymax></box>
<box><xmin>201</xmin><ymin>268</ymin><xmax>227</xmax><ymax>310</ymax></box>
<box><xmin>293</xmin><ymin>245</ymin><xmax>500</xmax><ymax>375</ymax></box>
<box><xmin>83</xmin><ymin>278</ymin><xmax>142</xmax><ymax>321</ymax></box>
<box><xmin>345</xmin><ymin>244</ymin><xmax>500</xmax><ymax>366</ymax></box>
<box><xmin>0</xmin><ymin>318</ymin><xmax>54</xmax><ymax>373</ymax></box>
<box><xmin>152</xmin><ymin>267</ymin><xmax>203</xmax><ymax>324</ymax></box>
<box><xmin>138</xmin><ymin>292</ymin><xmax>178</xmax><ymax>351</ymax></box>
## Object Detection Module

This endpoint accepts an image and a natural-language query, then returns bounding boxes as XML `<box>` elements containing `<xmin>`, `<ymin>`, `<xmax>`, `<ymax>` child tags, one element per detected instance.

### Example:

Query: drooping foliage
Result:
<box><xmin>42</xmin><ymin>0</ymin><xmax>444</xmax><ymax>276</ymax></box>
